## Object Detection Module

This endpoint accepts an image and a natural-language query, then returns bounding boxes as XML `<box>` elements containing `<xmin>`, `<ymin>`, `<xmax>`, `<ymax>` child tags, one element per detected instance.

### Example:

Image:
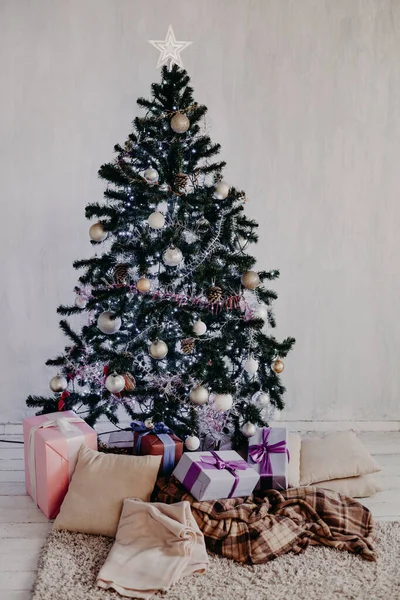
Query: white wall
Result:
<box><xmin>1</xmin><ymin>0</ymin><xmax>399</xmax><ymax>424</ymax></box>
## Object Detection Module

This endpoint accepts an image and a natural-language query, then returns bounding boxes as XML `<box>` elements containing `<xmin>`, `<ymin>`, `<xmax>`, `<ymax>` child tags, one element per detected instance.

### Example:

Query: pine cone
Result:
<box><xmin>207</xmin><ymin>286</ymin><xmax>222</xmax><ymax>304</ymax></box>
<box><xmin>174</xmin><ymin>173</ymin><xmax>189</xmax><ymax>192</ymax></box>
<box><xmin>181</xmin><ymin>338</ymin><xmax>195</xmax><ymax>354</ymax></box>
<box><xmin>114</xmin><ymin>264</ymin><xmax>129</xmax><ymax>284</ymax></box>
<box><xmin>123</xmin><ymin>372</ymin><xmax>136</xmax><ymax>391</ymax></box>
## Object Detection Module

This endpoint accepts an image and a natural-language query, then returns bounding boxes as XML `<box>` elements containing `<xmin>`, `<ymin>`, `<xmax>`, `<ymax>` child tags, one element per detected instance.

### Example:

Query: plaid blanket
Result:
<box><xmin>154</xmin><ymin>477</ymin><xmax>376</xmax><ymax>564</ymax></box>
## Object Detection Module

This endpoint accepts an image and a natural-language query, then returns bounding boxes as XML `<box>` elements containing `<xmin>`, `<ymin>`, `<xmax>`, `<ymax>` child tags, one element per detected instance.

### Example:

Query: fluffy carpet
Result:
<box><xmin>32</xmin><ymin>523</ymin><xmax>400</xmax><ymax>600</ymax></box>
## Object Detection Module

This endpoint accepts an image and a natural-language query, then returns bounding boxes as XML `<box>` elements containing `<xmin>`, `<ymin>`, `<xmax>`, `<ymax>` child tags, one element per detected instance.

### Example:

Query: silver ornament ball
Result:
<box><xmin>75</xmin><ymin>295</ymin><xmax>87</xmax><ymax>310</ymax></box>
<box><xmin>185</xmin><ymin>435</ymin><xmax>200</xmax><ymax>451</ymax></box>
<box><xmin>89</xmin><ymin>222</ymin><xmax>107</xmax><ymax>242</ymax></box>
<box><xmin>143</xmin><ymin>167</ymin><xmax>159</xmax><ymax>184</ymax></box>
<box><xmin>163</xmin><ymin>246</ymin><xmax>183</xmax><ymax>267</ymax></box>
<box><xmin>105</xmin><ymin>373</ymin><xmax>125</xmax><ymax>394</ymax></box>
<box><xmin>214</xmin><ymin>181</ymin><xmax>230</xmax><ymax>200</ymax></box>
<box><xmin>192</xmin><ymin>319</ymin><xmax>207</xmax><ymax>336</ymax></box>
<box><xmin>258</xmin><ymin>392</ymin><xmax>270</xmax><ymax>407</ymax></box>
<box><xmin>144</xmin><ymin>418</ymin><xmax>154</xmax><ymax>429</ymax></box>
<box><xmin>213</xmin><ymin>393</ymin><xmax>233</xmax><ymax>412</ymax></box>
<box><xmin>97</xmin><ymin>311</ymin><xmax>122</xmax><ymax>335</ymax></box>
<box><xmin>149</xmin><ymin>340</ymin><xmax>168</xmax><ymax>360</ymax></box>
<box><xmin>244</xmin><ymin>357</ymin><xmax>259</xmax><ymax>374</ymax></box>
<box><xmin>170</xmin><ymin>112</ymin><xmax>190</xmax><ymax>134</ymax></box>
<box><xmin>241</xmin><ymin>422</ymin><xmax>257</xmax><ymax>438</ymax></box>
<box><xmin>148</xmin><ymin>211</ymin><xmax>165</xmax><ymax>229</ymax></box>
<box><xmin>49</xmin><ymin>374</ymin><xmax>68</xmax><ymax>393</ymax></box>
<box><xmin>189</xmin><ymin>385</ymin><xmax>209</xmax><ymax>406</ymax></box>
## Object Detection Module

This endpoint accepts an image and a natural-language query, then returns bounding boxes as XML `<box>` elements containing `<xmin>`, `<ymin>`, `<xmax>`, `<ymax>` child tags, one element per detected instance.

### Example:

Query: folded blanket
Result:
<box><xmin>96</xmin><ymin>498</ymin><xmax>208</xmax><ymax>599</ymax></box>
<box><xmin>154</xmin><ymin>477</ymin><xmax>376</xmax><ymax>564</ymax></box>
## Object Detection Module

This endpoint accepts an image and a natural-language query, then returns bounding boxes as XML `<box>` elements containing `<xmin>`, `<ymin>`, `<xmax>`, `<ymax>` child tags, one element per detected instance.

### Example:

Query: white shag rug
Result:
<box><xmin>32</xmin><ymin>522</ymin><xmax>400</xmax><ymax>600</ymax></box>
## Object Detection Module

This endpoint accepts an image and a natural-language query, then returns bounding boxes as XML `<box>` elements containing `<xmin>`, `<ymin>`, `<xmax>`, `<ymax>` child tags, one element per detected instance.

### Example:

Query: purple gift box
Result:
<box><xmin>172</xmin><ymin>450</ymin><xmax>260</xmax><ymax>501</ymax></box>
<box><xmin>247</xmin><ymin>427</ymin><xmax>289</xmax><ymax>491</ymax></box>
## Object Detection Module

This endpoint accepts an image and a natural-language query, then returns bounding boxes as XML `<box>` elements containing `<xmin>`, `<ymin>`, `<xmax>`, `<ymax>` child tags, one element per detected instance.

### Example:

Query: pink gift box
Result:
<box><xmin>23</xmin><ymin>411</ymin><xmax>97</xmax><ymax>518</ymax></box>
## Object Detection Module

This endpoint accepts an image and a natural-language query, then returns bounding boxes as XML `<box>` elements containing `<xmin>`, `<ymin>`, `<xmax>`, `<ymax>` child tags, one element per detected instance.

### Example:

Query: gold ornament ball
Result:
<box><xmin>272</xmin><ymin>358</ymin><xmax>285</xmax><ymax>374</ymax></box>
<box><xmin>185</xmin><ymin>435</ymin><xmax>200</xmax><ymax>451</ymax></box>
<box><xmin>149</xmin><ymin>340</ymin><xmax>168</xmax><ymax>360</ymax></box>
<box><xmin>189</xmin><ymin>385</ymin><xmax>209</xmax><ymax>406</ymax></box>
<box><xmin>89</xmin><ymin>222</ymin><xmax>107</xmax><ymax>242</ymax></box>
<box><xmin>241</xmin><ymin>270</ymin><xmax>260</xmax><ymax>290</ymax></box>
<box><xmin>49</xmin><ymin>374</ymin><xmax>68</xmax><ymax>393</ymax></box>
<box><xmin>136</xmin><ymin>276</ymin><xmax>151</xmax><ymax>293</ymax></box>
<box><xmin>214</xmin><ymin>181</ymin><xmax>230</xmax><ymax>200</ymax></box>
<box><xmin>170</xmin><ymin>112</ymin><xmax>190</xmax><ymax>134</ymax></box>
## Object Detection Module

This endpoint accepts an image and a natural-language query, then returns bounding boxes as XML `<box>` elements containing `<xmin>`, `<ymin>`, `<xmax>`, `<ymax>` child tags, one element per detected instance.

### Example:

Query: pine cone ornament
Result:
<box><xmin>174</xmin><ymin>173</ymin><xmax>189</xmax><ymax>192</ymax></box>
<box><xmin>114</xmin><ymin>264</ymin><xmax>129</xmax><ymax>284</ymax></box>
<box><xmin>123</xmin><ymin>372</ymin><xmax>136</xmax><ymax>391</ymax></box>
<box><xmin>207</xmin><ymin>286</ymin><xmax>222</xmax><ymax>304</ymax></box>
<box><xmin>181</xmin><ymin>338</ymin><xmax>195</xmax><ymax>354</ymax></box>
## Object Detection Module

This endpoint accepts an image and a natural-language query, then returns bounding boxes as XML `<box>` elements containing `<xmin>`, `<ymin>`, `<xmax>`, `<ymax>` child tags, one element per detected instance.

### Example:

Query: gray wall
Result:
<box><xmin>1</xmin><ymin>0</ymin><xmax>399</xmax><ymax>424</ymax></box>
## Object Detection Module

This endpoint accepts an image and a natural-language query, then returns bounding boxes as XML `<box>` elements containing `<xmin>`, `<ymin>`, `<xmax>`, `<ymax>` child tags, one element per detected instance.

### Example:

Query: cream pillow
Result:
<box><xmin>300</xmin><ymin>431</ymin><xmax>381</xmax><ymax>486</ymax></box>
<box><xmin>53</xmin><ymin>445</ymin><xmax>161</xmax><ymax>537</ymax></box>
<box><xmin>287</xmin><ymin>433</ymin><xmax>301</xmax><ymax>487</ymax></box>
<box><xmin>315</xmin><ymin>474</ymin><xmax>381</xmax><ymax>498</ymax></box>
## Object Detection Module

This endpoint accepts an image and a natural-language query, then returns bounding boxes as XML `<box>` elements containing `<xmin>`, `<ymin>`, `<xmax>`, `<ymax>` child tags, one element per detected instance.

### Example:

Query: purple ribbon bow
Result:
<box><xmin>130</xmin><ymin>421</ymin><xmax>175</xmax><ymax>476</ymax></box>
<box><xmin>183</xmin><ymin>450</ymin><xmax>249</xmax><ymax>498</ymax></box>
<box><xmin>248</xmin><ymin>428</ymin><xmax>290</xmax><ymax>477</ymax></box>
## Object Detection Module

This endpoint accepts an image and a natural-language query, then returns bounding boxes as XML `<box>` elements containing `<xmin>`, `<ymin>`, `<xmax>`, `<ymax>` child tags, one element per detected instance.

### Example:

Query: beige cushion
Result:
<box><xmin>300</xmin><ymin>431</ymin><xmax>381</xmax><ymax>486</ymax></box>
<box><xmin>287</xmin><ymin>433</ymin><xmax>301</xmax><ymax>487</ymax></box>
<box><xmin>53</xmin><ymin>445</ymin><xmax>161</xmax><ymax>537</ymax></box>
<box><xmin>315</xmin><ymin>474</ymin><xmax>381</xmax><ymax>498</ymax></box>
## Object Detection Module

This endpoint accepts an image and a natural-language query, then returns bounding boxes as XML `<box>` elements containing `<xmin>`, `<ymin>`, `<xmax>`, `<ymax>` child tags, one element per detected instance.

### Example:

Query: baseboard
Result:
<box><xmin>1</xmin><ymin>419</ymin><xmax>399</xmax><ymax>436</ymax></box>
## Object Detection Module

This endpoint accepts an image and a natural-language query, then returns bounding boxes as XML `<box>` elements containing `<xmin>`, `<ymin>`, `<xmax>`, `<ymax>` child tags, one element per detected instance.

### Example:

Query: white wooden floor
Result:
<box><xmin>0</xmin><ymin>432</ymin><xmax>398</xmax><ymax>600</ymax></box>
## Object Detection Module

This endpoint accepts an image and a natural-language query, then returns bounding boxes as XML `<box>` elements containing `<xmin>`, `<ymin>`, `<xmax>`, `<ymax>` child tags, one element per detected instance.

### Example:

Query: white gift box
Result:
<box><xmin>173</xmin><ymin>450</ymin><xmax>260</xmax><ymax>501</ymax></box>
<box><xmin>247</xmin><ymin>427</ymin><xmax>289</xmax><ymax>490</ymax></box>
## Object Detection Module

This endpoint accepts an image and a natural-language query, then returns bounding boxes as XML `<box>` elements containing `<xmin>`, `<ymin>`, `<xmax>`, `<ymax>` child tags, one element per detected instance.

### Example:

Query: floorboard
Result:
<box><xmin>0</xmin><ymin>431</ymin><xmax>398</xmax><ymax>599</ymax></box>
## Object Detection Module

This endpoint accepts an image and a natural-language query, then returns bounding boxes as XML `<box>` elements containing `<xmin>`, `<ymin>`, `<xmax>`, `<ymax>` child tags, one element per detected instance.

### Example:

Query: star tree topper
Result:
<box><xmin>149</xmin><ymin>25</ymin><xmax>192</xmax><ymax>70</ymax></box>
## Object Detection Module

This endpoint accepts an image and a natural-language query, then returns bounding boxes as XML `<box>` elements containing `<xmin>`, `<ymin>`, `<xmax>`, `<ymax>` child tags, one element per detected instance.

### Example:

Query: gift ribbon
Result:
<box><xmin>28</xmin><ymin>415</ymin><xmax>85</xmax><ymax>505</ymax></box>
<box><xmin>130</xmin><ymin>421</ymin><xmax>176</xmax><ymax>476</ymax></box>
<box><xmin>182</xmin><ymin>450</ymin><xmax>249</xmax><ymax>498</ymax></box>
<box><xmin>248</xmin><ymin>428</ymin><xmax>290</xmax><ymax>478</ymax></box>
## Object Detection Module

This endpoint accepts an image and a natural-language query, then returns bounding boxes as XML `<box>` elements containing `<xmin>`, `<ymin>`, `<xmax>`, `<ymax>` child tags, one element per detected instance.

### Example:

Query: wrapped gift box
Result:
<box><xmin>247</xmin><ymin>427</ymin><xmax>289</xmax><ymax>491</ymax></box>
<box><xmin>107</xmin><ymin>430</ymin><xmax>135</xmax><ymax>453</ymax></box>
<box><xmin>23</xmin><ymin>411</ymin><xmax>97</xmax><ymax>518</ymax></box>
<box><xmin>131</xmin><ymin>421</ymin><xmax>183</xmax><ymax>476</ymax></box>
<box><xmin>173</xmin><ymin>450</ymin><xmax>260</xmax><ymax>501</ymax></box>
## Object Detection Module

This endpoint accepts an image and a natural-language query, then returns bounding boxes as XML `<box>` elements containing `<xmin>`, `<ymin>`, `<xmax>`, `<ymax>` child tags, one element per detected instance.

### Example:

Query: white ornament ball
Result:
<box><xmin>244</xmin><ymin>357</ymin><xmax>259</xmax><ymax>374</ymax></box>
<box><xmin>241</xmin><ymin>270</ymin><xmax>260</xmax><ymax>290</ymax></box>
<box><xmin>192</xmin><ymin>319</ymin><xmax>207</xmax><ymax>336</ymax></box>
<box><xmin>163</xmin><ymin>246</ymin><xmax>183</xmax><ymax>267</ymax></box>
<box><xmin>75</xmin><ymin>295</ymin><xmax>87</xmax><ymax>309</ymax></box>
<box><xmin>189</xmin><ymin>385</ymin><xmax>209</xmax><ymax>406</ymax></box>
<box><xmin>49</xmin><ymin>374</ymin><xmax>68</xmax><ymax>393</ymax></box>
<box><xmin>241</xmin><ymin>422</ymin><xmax>257</xmax><ymax>438</ymax></box>
<box><xmin>89</xmin><ymin>222</ymin><xmax>107</xmax><ymax>242</ymax></box>
<box><xmin>253</xmin><ymin>304</ymin><xmax>268</xmax><ymax>321</ymax></box>
<box><xmin>105</xmin><ymin>373</ymin><xmax>125</xmax><ymax>394</ymax></box>
<box><xmin>258</xmin><ymin>392</ymin><xmax>270</xmax><ymax>407</ymax></box>
<box><xmin>149</xmin><ymin>340</ymin><xmax>168</xmax><ymax>360</ymax></box>
<box><xmin>214</xmin><ymin>181</ymin><xmax>230</xmax><ymax>200</ymax></box>
<box><xmin>144</xmin><ymin>418</ymin><xmax>154</xmax><ymax>429</ymax></box>
<box><xmin>148</xmin><ymin>211</ymin><xmax>165</xmax><ymax>229</ymax></box>
<box><xmin>170</xmin><ymin>112</ymin><xmax>190</xmax><ymax>134</ymax></box>
<box><xmin>143</xmin><ymin>167</ymin><xmax>159</xmax><ymax>184</ymax></box>
<box><xmin>185</xmin><ymin>435</ymin><xmax>200</xmax><ymax>451</ymax></box>
<box><xmin>97</xmin><ymin>311</ymin><xmax>122</xmax><ymax>335</ymax></box>
<box><xmin>214</xmin><ymin>393</ymin><xmax>233</xmax><ymax>412</ymax></box>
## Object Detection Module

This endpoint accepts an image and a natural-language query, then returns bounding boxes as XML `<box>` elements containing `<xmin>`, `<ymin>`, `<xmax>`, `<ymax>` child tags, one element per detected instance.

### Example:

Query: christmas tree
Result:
<box><xmin>27</xmin><ymin>49</ymin><xmax>294</xmax><ymax>448</ymax></box>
